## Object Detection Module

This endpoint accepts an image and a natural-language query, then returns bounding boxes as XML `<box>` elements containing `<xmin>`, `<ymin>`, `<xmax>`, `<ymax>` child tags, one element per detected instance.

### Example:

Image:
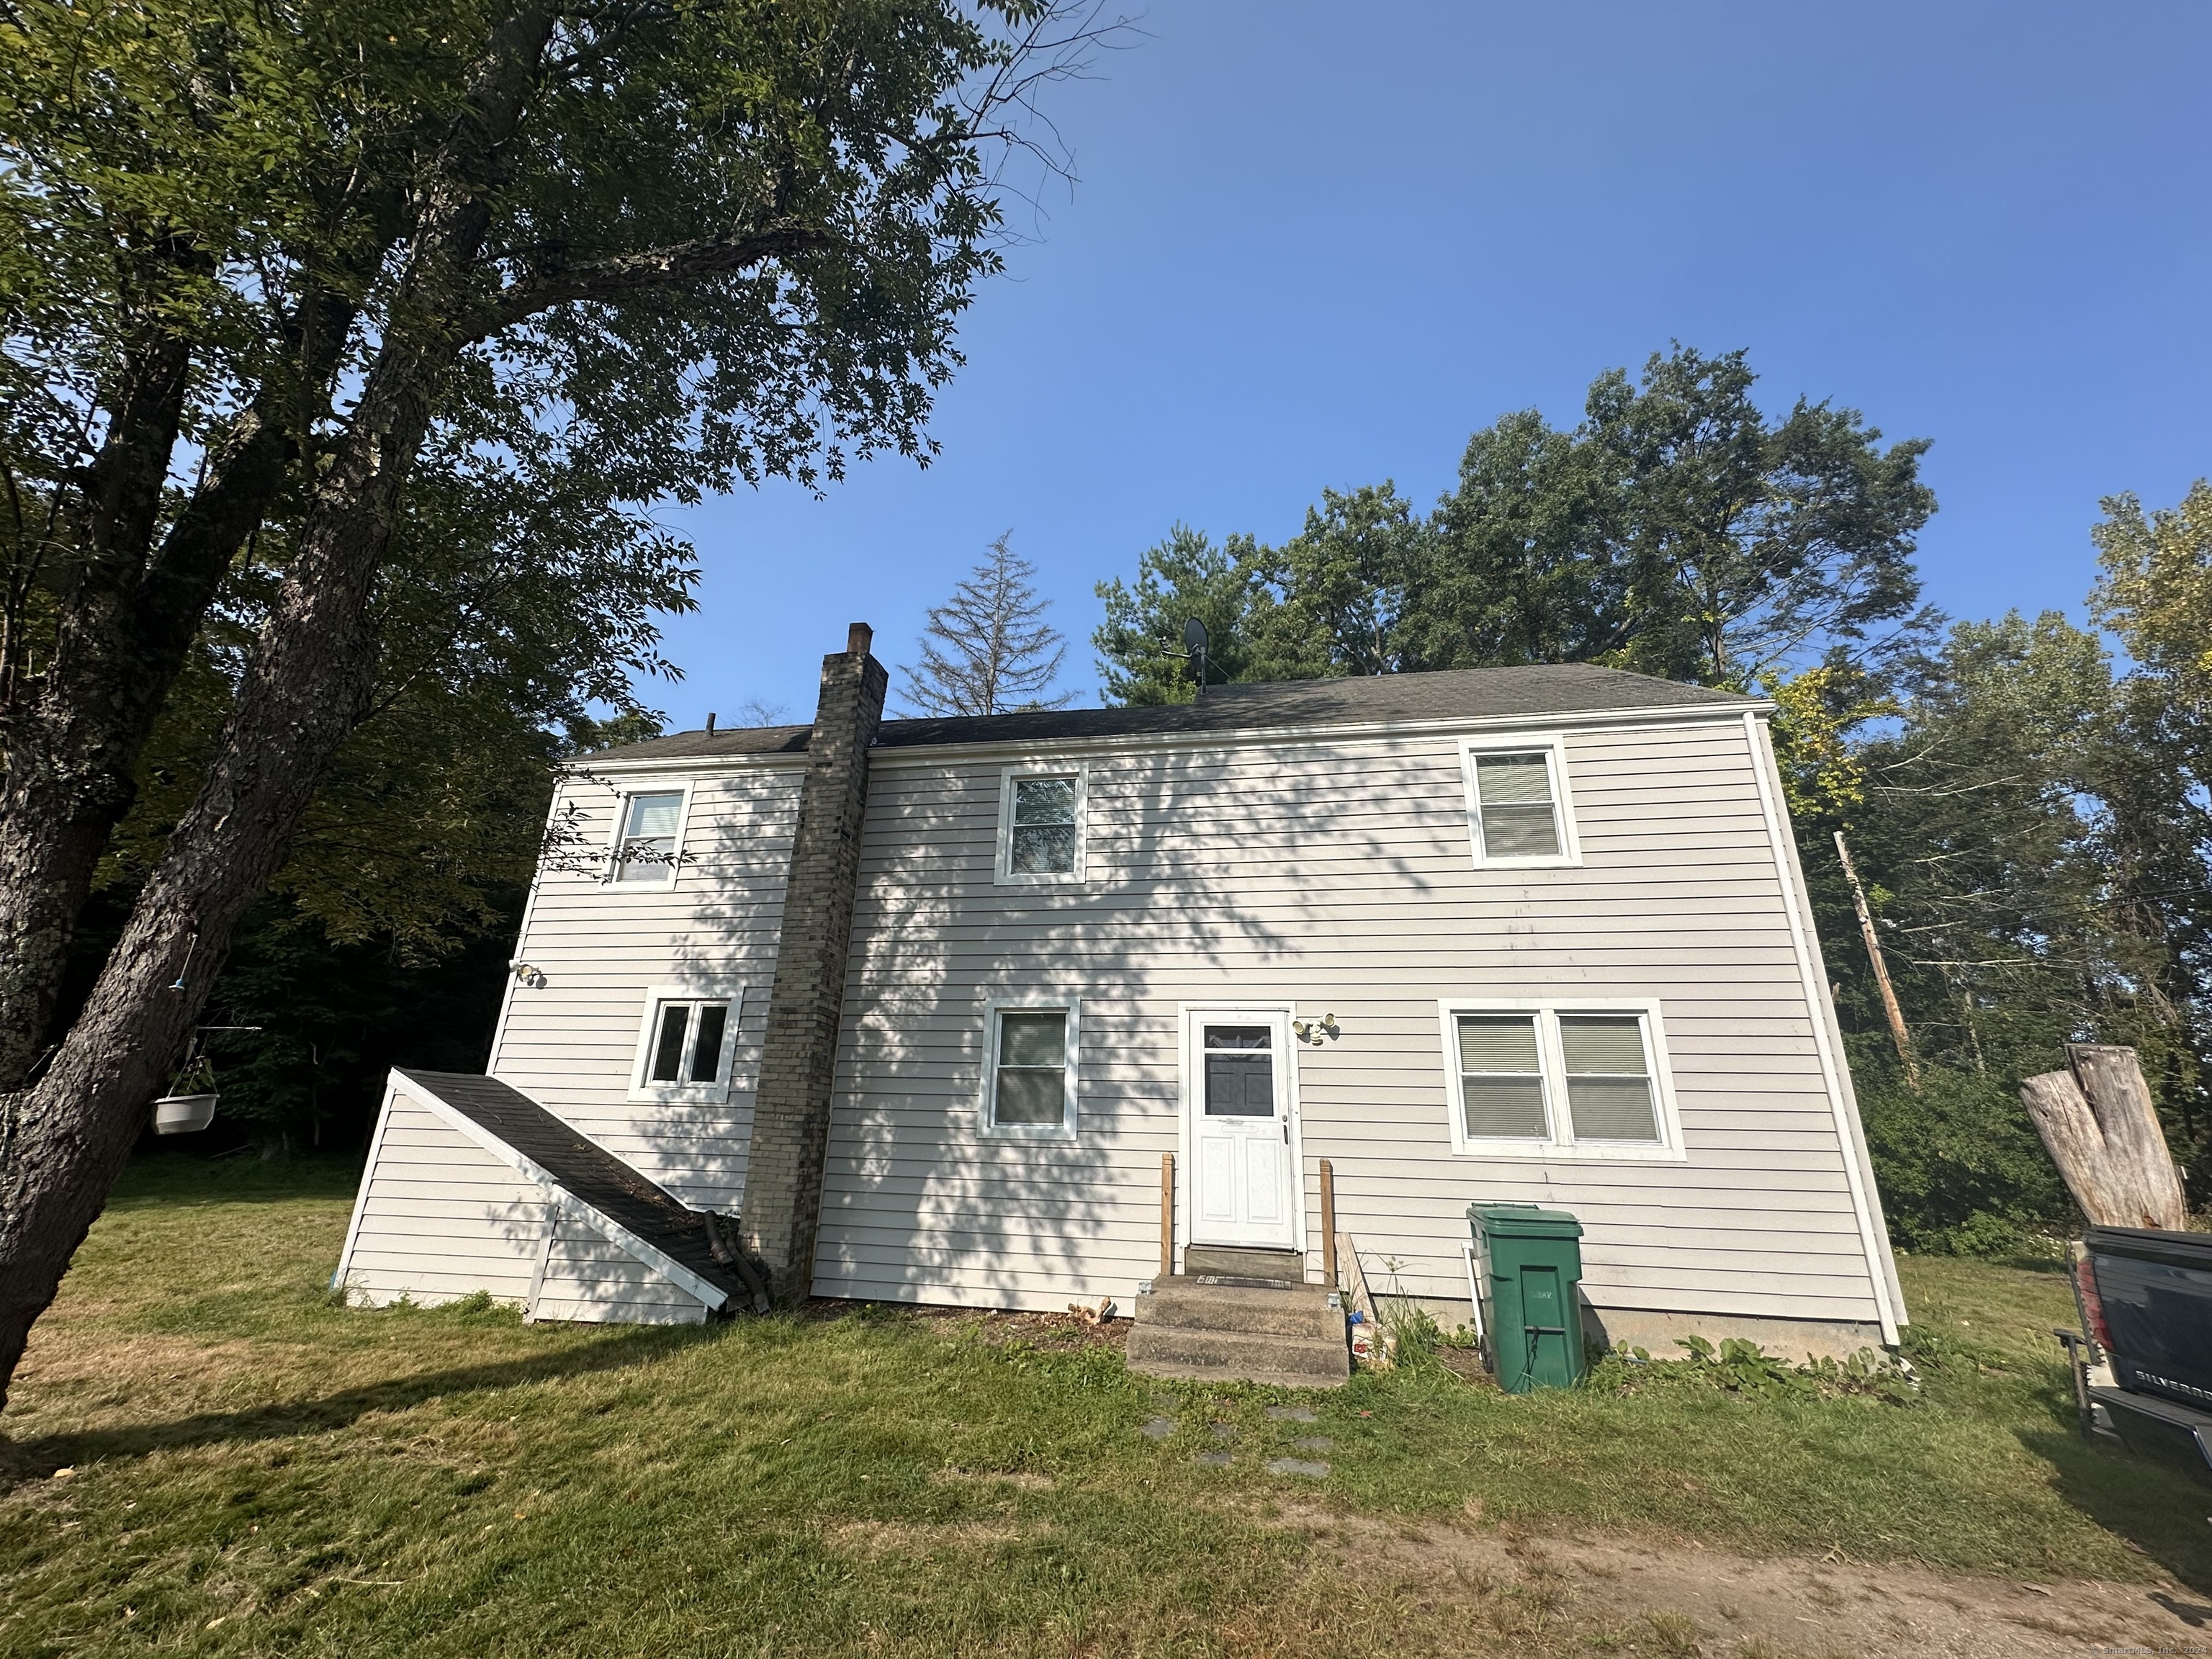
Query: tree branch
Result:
<box><xmin>480</xmin><ymin>221</ymin><xmax>837</xmax><ymax>337</ymax></box>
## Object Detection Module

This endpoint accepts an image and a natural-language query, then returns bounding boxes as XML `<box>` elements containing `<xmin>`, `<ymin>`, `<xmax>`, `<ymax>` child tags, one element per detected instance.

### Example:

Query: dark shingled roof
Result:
<box><xmin>397</xmin><ymin>1069</ymin><xmax>748</xmax><ymax>1310</ymax></box>
<box><xmin>581</xmin><ymin>662</ymin><xmax>1755</xmax><ymax>765</ymax></box>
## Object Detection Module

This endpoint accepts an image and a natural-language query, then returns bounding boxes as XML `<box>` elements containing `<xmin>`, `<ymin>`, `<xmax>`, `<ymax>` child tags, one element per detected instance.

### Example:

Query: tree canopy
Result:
<box><xmin>1093</xmin><ymin>346</ymin><xmax>1936</xmax><ymax>700</ymax></box>
<box><xmin>0</xmin><ymin>0</ymin><xmax>1112</xmax><ymax>1406</ymax></box>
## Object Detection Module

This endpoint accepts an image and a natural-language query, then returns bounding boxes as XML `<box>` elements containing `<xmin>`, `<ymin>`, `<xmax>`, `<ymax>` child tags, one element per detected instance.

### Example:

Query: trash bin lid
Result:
<box><xmin>1468</xmin><ymin>1203</ymin><xmax>1583</xmax><ymax>1240</ymax></box>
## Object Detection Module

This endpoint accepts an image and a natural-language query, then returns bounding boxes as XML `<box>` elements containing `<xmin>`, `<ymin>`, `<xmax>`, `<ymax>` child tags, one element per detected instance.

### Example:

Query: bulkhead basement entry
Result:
<box><xmin>334</xmin><ymin>1069</ymin><xmax>760</xmax><ymax>1324</ymax></box>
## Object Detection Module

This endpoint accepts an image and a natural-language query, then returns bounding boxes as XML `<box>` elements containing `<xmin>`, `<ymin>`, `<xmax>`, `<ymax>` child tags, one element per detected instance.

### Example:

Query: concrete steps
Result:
<box><xmin>1126</xmin><ymin>1271</ymin><xmax>1351</xmax><ymax>1388</ymax></box>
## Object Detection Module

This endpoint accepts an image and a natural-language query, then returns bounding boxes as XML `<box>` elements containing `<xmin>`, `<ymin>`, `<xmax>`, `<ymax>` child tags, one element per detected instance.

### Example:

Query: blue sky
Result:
<box><xmin>647</xmin><ymin>1</ymin><xmax>2212</xmax><ymax>726</ymax></box>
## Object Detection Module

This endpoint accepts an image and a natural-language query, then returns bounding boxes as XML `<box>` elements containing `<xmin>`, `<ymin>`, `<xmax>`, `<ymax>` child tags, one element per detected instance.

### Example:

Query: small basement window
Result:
<box><xmin>1439</xmin><ymin>1002</ymin><xmax>1681</xmax><ymax>1160</ymax></box>
<box><xmin>996</xmin><ymin>769</ymin><xmax>1086</xmax><ymax>882</ymax></box>
<box><xmin>612</xmin><ymin>789</ymin><xmax>687</xmax><ymax>886</ymax></box>
<box><xmin>629</xmin><ymin>987</ymin><xmax>739</xmax><ymax>1101</ymax></box>
<box><xmin>1461</xmin><ymin>739</ymin><xmax>1577</xmax><ymax>867</ymax></box>
<box><xmin>982</xmin><ymin>1002</ymin><xmax>1078</xmax><ymax>1136</ymax></box>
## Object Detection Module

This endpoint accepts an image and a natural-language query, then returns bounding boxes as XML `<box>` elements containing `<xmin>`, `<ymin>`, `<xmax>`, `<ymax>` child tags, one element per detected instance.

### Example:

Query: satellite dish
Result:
<box><xmin>1182</xmin><ymin>616</ymin><xmax>1208</xmax><ymax>654</ymax></box>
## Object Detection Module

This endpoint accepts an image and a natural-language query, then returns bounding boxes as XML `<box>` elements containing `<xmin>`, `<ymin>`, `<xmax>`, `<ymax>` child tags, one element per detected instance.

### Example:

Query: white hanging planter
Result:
<box><xmin>153</xmin><ymin>1093</ymin><xmax>218</xmax><ymax>1136</ymax></box>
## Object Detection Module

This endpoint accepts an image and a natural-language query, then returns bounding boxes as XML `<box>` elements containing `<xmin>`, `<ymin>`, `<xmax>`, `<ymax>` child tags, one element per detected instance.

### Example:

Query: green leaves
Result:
<box><xmin>1091</xmin><ymin>345</ymin><xmax>1936</xmax><ymax>702</ymax></box>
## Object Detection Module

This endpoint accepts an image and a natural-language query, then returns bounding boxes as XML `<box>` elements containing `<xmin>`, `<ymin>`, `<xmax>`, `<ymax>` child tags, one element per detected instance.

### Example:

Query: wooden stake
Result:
<box><xmin>1834</xmin><ymin>830</ymin><xmax>1919</xmax><ymax>1089</ymax></box>
<box><xmin>1159</xmin><ymin>1153</ymin><xmax>1174</xmax><ymax>1280</ymax></box>
<box><xmin>1319</xmin><ymin>1159</ymin><xmax>1337</xmax><ymax>1288</ymax></box>
<box><xmin>2022</xmin><ymin>1045</ymin><xmax>2188</xmax><ymax>1230</ymax></box>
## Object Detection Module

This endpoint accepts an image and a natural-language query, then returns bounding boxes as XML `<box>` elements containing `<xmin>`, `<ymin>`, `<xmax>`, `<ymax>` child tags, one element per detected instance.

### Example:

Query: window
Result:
<box><xmin>1456</xmin><ymin>1015</ymin><xmax>1550</xmax><ymax>1138</ymax></box>
<box><xmin>629</xmin><ymin>985</ymin><xmax>740</xmax><ymax>1101</ymax></box>
<box><xmin>981</xmin><ymin>1000</ymin><xmax>1079</xmax><ymax>1136</ymax></box>
<box><xmin>996</xmin><ymin>768</ymin><xmax>1087</xmax><ymax>883</ymax></box>
<box><xmin>1461</xmin><ymin>738</ymin><xmax>1577</xmax><ymax>867</ymax></box>
<box><xmin>1557</xmin><ymin>1015</ymin><xmax>1660</xmax><ymax>1142</ymax></box>
<box><xmin>1437</xmin><ymin>1000</ymin><xmax>1681</xmax><ymax>1159</ymax></box>
<box><xmin>1203</xmin><ymin>1025</ymin><xmax>1275</xmax><ymax>1116</ymax></box>
<box><xmin>612</xmin><ymin>788</ymin><xmax>688</xmax><ymax>886</ymax></box>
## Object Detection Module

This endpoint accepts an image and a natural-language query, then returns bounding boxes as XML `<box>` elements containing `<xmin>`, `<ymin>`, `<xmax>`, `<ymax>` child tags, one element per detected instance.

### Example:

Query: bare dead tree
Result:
<box><xmin>902</xmin><ymin>532</ymin><xmax>1074</xmax><ymax>716</ymax></box>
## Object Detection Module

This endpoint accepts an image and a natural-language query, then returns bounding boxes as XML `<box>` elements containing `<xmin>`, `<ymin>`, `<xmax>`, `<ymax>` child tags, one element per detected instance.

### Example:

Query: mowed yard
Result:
<box><xmin>3</xmin><ymin>1161</ymin><xmax>2209</xmax><ymax>1659</ymax></box>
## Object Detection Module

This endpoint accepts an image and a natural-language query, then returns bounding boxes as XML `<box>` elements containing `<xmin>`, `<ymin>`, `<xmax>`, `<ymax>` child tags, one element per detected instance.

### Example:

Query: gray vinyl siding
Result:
<box><xmin>487</xmin><ymin>766</ymin><xmax>804</xmax><ymax>1212</ymax></box>
<box><xmin>340</xmin><ymin>1099</ymin><xmax>549</xmax><ymax>1307</ymax></box>
<box><xmin>340</xmin><ymin>1092</ymin><xmax>712</xmax><ymax>1323</ymax></box>
<box><xmin>531</xmin><ymin>1218</ymin><xmax>708</xmax><ymax>1326</ymax></box>
<box><xmin>809</xmin><ymin>717</ymin><xmax>1892</xmax><ymax>1326</ymax></box>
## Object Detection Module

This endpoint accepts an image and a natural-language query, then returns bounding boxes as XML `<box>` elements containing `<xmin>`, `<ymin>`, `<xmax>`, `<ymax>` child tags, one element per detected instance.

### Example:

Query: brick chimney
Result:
<box><xmin>742</xmin><ymin>623</ymin><xmax>888</xmax><ymax>1299</ymax></box>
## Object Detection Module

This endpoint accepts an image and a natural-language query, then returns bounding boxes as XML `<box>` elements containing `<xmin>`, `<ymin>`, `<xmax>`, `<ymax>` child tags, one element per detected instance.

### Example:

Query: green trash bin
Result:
<box><xmin>1469</xmin><ymin>1205</ymin><xmax>1588</xmax><ymax>1393</ymax></box>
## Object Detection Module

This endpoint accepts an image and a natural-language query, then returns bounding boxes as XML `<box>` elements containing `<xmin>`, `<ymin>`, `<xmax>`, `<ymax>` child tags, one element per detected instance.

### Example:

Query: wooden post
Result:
<box><xmin>1159</xmin><ymin>1153</ymin><xmax>1174</xmax><ymax>1280</ymax></box>
<box><xmin>1834</xmin><ymin>830</ymin><xmax>1919</xmax><ymax>1089</ymax></box>
<box><xmin>1319</xmin><ymin>1159</ymin><xmax>1337</xmax><ymax>1288</ymax></box>
<box><xmin>2022</xmin><ymin>1045</ymin><xmax>2188</xmax><ymax>1230</ymax></box>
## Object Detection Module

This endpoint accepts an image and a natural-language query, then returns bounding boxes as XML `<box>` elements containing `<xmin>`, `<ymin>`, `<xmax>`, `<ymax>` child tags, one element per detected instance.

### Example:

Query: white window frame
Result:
<box><xmin>1460</xmin><ymin>734</ymin><xmax>1581</xmax><ymax>868</ymax></box>
<box><xmin>1434</xmin><ymin>997</ymin><xmax>1685</xmax><ymax>1161</ymax></box>
<box><xmin>993</xmin><ymin>765</ymin><xmax>1089</xmax><ymax>886</ymax></box>
<box><xmin>605</xmin><ymin>780</ymin><xmax>695</xmax><ymax>891</ymax></box>
<box><xmin>976</xmin><ymin>995</ymin><xmax>1082</xmax><ymax>1140</ymax></box>
<box><xmin>628</xmin><ymin>981</ymin><xmax>744</xmax><ymax>1103</ymax></box>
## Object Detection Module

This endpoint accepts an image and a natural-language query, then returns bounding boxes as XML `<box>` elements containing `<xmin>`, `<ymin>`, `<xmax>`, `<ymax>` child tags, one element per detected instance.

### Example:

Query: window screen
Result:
<box><xmin>647</xmin><ymin>999</ymin><xmax>729</xmax><ymax>1086</ymax></box>
<box><xmin>1559</xmin><ymin>1015</ymin><xmax>1659</xmax><ymax>1141</ymax></box>
<box><xmin>1473</xmin><ymin>753</ymin><xmax>1562</xmax><ymax>859</ymax></box>
<box><xmin>1202</xmin><ymin>1025</ymin><xmax>1274</xmax><ymax>1117</ymax></box>
<box><xmin>993</xmin><ymin>1010</ymin><xmax>1069</xmax><ymax>1126</ymax></box>
<box><xmin>1008</xmin><ymin>776</ymin><xmax>1079</xmax><ymax>875</ymax></box>
<box><xmin>616</xmin><ymin>791</ymin><xmax>684</xmax><ymax>883</ymax></box>
<box><xmin>1456</xmin><ymin>1014</ymin><xmax>1549</xmax><ymax>1138</ymax></box>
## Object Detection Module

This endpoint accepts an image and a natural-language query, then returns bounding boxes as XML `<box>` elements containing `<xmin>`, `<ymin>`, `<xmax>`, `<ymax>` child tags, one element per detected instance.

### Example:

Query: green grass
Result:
<box><xmin>1</xmin><ymin>1155</ymin><xmax>2206</xmax><ymax>1657</ymax></box>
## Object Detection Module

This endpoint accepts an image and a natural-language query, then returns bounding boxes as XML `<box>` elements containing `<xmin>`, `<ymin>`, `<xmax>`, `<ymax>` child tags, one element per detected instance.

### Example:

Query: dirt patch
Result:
<box><xmin>824</xmin><ymin>1518</ymin><xmax>1026</xmax><ymax>1557</ymax></box>
<box><xmin>811</xmin><ymin>1300</ymin><xmax>1131</xmax><ymax>1354</ymax></box>
<box><xmin>931</xmin><ymin>1466</ymin><xmax>1056</xmax><ymax>1490</ymax></box>
<box><xmin>1284</xmin><ymin>1509</ymin><xmax>2212</xmax><ymax>1658</ymax></box>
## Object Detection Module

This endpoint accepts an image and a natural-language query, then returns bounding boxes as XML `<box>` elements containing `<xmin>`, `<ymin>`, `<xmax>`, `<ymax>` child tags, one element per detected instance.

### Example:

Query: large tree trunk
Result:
<box><xmin>2020</xmin><ymin>1044</ymin><xmax>2189</xmax><ymax>1231</ymax></box>
<box><xmin>0</xmin><ymin>316</ymin><xmax>196</xmax><ymax>1087</ymax></box>
<box><xmin>0</xmin><ymin>279</ymin><xmax>366</xmax><ymax>1092</ymax></box>
<box><xmin>0</xmin><ymin>10</ymin><xmax>553</xmax><ymax>1408</ymax></box>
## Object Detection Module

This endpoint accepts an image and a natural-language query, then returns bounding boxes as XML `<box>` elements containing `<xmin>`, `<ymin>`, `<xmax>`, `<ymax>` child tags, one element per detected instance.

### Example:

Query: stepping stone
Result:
<box><xmin>1292</xmin><ymin>1436</ymin><xmax>1334</xmax><ymax>1452</ymax></box>
<box><xmin>1267</xmin><ymin>1457</ymin><xmax>1330</xmax><ymax>1478</ymax></box>
<box><xmin>1194</xmin><ymin>1452</ymin><xmax>1233</xmax><ymax>1467</ymax></box>
<box><xmin>1267</xmin><ymin>1406</ymin><xmax>1318</xmax><ymax>1422</ymax></box>
<box><xmin>1209</xmin><ymin>1422</ymin><xmax>1238</xmax><ymax>1441</ymax></box>
<box><xmin>1140</xmin><ymin>1417</ymin><xmax>1175</xmax><ymax>1440</ymax></box>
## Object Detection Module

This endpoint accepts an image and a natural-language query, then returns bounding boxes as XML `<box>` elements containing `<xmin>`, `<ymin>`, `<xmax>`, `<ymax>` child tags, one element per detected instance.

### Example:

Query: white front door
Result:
<box><xmin>1187</xmin><ymin>1010</ymin><xmax>1298</xmax><ymax>1249</ymax></box>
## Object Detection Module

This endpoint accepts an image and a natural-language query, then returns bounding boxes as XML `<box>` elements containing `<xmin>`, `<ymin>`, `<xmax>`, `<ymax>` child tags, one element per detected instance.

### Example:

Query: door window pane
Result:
<box><xmin>1203</xmin><ymin>1025</ymin><xmax>1274</xmax><ymax>1117</ymax></box>
<box><xmin>1010</xmin><ymin>776</ymin><xmax>1079</xmax><ymax>874</ymax></box>
<box><xmin>1560</xmin><ymin>1015</ymin><xmax>1659</xmax><ymax>1141</ymax></box>
<box><xmin>994</xmin><ymin>1010</ymin><xmax>1069</xmax><ymax>1126</ymax></box>
<box><xmin>1475</xmin><ymin>754</ymin><xmax>1561</xmax><ymax>858</ymax></box>
<box><xmin>1457</xmin><ymin>1014</ymin><xmax>1548</xmax><ymax>1138</ymax></box>
<box><xmin>616</xmin><ymin>791</ymin><xmax>684</xmax><ymax>882</ymax></box>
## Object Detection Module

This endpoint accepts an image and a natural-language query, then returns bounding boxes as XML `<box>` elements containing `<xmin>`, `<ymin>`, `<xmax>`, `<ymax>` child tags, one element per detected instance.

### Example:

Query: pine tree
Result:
<box><xmin>904</xmin><ymin>534</ymin><xmax>1074</xmax><ymax>716</ymax></box>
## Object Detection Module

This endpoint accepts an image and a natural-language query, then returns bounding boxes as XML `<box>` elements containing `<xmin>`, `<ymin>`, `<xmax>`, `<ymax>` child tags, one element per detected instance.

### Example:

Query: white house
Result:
<box><xmin>334</xmin><ymin>624</ymin><xmax>1907</xmax><ymax>1364</ymax></box>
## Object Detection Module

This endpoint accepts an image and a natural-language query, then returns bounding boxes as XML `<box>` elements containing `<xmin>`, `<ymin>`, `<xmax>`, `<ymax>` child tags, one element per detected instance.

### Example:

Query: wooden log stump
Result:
<box><xmin>2020</xmin><ymin>1044</ymin><xmax>2188</xmax><ymax>1231</ymax></box>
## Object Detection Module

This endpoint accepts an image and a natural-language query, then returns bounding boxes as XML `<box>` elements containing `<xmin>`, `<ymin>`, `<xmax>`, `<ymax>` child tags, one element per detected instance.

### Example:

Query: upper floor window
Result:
<box><xmin>1438</xmin><ymin>999</ymin><xmax>1681</xmax><ymax>1161</ymax></box>
<box><xmin>1461</xmin><ymin>737</ymin><xmax>1578</xmax><ymax>867</ymax></box>
<box><xmin>981</xmin><ymin>999</ymin><xmax>1079</xmax><ymax>1137</ymax></box>
<box><xmin>611</xmin><ymin>788</ymin><xmax>687</xmax><ymax>886</ymax></box>
<box><xmin>996</xmin><ymin>768</ymin><xmax>1087</xmax><ymax>884</ymax></box>
<box><xmin>629</xmin><ymin>984</ymin><xmax>740</xmax><ymax>1102</ymax></box>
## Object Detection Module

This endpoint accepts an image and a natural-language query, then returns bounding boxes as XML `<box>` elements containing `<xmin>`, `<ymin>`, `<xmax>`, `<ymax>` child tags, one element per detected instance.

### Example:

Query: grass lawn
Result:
<box><xmin>2</xmin><ymin>1155</ymin><xmax>2207</xmax><ymax>1658</ymax></box>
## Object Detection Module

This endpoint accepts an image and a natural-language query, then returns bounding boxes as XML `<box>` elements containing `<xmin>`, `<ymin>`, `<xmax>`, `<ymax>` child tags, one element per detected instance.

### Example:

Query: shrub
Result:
<box><xmin>1859</xmin><ymin>1062</ymin><xmax>2075</xmax><ymax>1254</ymax></box>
